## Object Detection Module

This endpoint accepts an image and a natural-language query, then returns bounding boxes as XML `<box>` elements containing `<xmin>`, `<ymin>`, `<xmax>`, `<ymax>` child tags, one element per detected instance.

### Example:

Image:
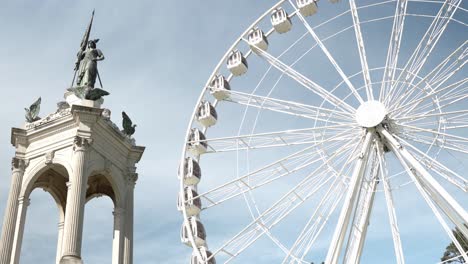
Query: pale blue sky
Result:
<box><xmin>0</xmin><ymin>1</ymin><xmax>466</xmax><ymax>263</ymax></box>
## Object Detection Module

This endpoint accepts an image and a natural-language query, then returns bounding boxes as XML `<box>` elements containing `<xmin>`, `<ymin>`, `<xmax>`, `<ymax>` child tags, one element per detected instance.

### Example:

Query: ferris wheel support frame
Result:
<box><xmin>383</xmin><ymin>126</ymin><xmax>468</xmax><ymax>263</ymax></box>
<box><xmin>379</xmin><ymin>127</ymin><xmax>468</xmax><ymax>238</ymax></box>
<box><xmin>325</xmin><ymin>124</ymin><xmax>468</xmax><ymax>264</ymax></box>
<box><xmin>377</xmin><ymin>141</ymin><xmax>406</xmax><ymax>264</ymax></box>
<box><xmin>343</xmin><ymin>157</ymin><xmax>379</xmax><ymax>264</ymax></box>
<box><xmin>325</xmin><ymin>131</ymin><xmax>374</xmax><ymax>264</ymax></box>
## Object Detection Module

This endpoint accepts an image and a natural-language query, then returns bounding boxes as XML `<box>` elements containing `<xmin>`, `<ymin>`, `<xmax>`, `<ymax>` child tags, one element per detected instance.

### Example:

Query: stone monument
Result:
<box><xmin>0</xmin><ymin>12</ymin><xmax>145</xmax><ymax>264</ymax></box>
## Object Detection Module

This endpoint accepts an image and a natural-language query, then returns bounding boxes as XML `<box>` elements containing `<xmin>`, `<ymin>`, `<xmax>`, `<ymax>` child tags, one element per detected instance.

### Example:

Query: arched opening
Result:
<box><xmin>20</xmin><ymin>190</ymin><xmax>59</xmax><ymax>263</ymax></box>
<box><xmin>82</xmin><ymin>174</ymin><xmax>118</xmax><ymax>263</ymax></box>
<box><xmin>20</xmin><ymin>165</ymin><xmax>68</xmax><ymax>264</ymax></box>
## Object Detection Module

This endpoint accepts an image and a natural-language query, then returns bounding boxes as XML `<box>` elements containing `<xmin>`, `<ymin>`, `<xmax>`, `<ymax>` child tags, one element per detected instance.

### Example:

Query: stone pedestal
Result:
<box><xmin>65</xmin><ymin>91</ymin><xmax>102</xmax><ymax>108</ymax></box>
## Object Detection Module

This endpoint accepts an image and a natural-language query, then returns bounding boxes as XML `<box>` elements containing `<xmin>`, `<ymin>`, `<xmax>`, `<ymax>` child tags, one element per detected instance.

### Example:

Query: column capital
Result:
<box><xmin>11</xmin><ymin>157</ymin><xmax>29</xmax><ymax>172</ymax></box>
<box><xmin>73</xmin><ymin>136</ymin><xmax>93</xmax><ymax>152</ymax></box>
<box><xmin>126</xmin><ymin>173</ymin><xmax>138</xmax><ymax>186</ymax></box>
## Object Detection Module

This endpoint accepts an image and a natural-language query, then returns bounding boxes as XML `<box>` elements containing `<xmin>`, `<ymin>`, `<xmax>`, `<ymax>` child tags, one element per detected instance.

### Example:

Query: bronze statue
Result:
<box><xmin>68</xmin><ymin>10</ymin><xmax>110</xmax><ymax>101</ymax></box>
<box><xmin>76</xmin><ymin>39</ymin><xmax>104</xmax><ymax>88</ymax></box>
<box><xmin>71</xmin><ymin>10</ymin><xmax>105</xmax><ymax>89</ymax></box>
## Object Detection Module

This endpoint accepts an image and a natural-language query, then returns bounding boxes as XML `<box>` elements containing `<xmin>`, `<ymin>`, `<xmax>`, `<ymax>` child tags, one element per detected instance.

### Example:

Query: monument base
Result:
<box><xmin>60</xmin><ymin>255</ymin><xmax>84</xmax><ymax>264</ymax></box>
<box><xmin>64</xmin><ymin>91</ymin><xmax>103</xmax><ymax>108</ymax></box>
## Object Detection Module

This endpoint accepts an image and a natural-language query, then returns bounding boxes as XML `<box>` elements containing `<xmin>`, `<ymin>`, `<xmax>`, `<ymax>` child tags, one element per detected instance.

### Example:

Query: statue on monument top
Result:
<box><xmin>76</xmin><ymin>38</ymin><xmax>104</xmax><ymax>88</ymax></box>
<box><xmin>69</xmin><ymin>10</ymin><xmax>109</xmax><ymax>102</ymax></box>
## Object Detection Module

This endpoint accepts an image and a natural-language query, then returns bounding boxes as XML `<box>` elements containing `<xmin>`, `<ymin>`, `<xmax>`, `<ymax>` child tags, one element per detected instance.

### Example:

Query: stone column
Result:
<box><xmin>123</xmin><ymin>172</ymin><xmax>137</xmax><ymax>264</ymax></box>
<box><xmin>112</xmin><ymin>207</ymin><xmax>125</xmax><ymax>264</ymax></box>
<box><xmin>60</xmin><ymin>136</ymin><xmax>92</xmax><ymax>264</ymax></box>
<box><xmin>0</xmin><ymin>158</ymin><xmax>28</xmax><ymax>264</ymax></box>
<box><xmin>56</xmin><ymin>221</ymin><xmax>65</xmax><ymax>264</ymax></box>
<box><xmin>10</xmin><ymin>196</ymin><xmax>30</xmax><ymax>264</ymax></box>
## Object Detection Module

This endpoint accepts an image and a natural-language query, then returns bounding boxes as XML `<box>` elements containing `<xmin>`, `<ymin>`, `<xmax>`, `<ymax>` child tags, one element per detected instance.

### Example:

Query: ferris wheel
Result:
<box><xmin>178</xmin><ymin>0</ymin><xmax>468</xmax><ymax>263</ymax></box>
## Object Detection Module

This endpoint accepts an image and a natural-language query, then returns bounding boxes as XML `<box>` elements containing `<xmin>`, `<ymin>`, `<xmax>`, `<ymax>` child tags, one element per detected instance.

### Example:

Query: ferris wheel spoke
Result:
<box><xmin>281</xmin><ymin>181</ymin><xmax>347</xmax><ymax>263</ymax></box>
<box><xmin>349</xmin><ymin>0</ymin><xmax>374</xmax><ymax>100</ymax></box>
<box><xmin>396</xmin><ymin>92</ymin><xmax>468</xmax><ymax>121</ymax></box>
<box><xmin>196</xmin><ymin>136</ymin><xmax>358</xmax><ymax>210</ymax></box>
<box><xmin>249</xmin><ymin>45</ymin><xmax>356</xmax><ymax>114</ymax></box>
<box><xmin>396</xmin><ymin>136</ymin><xmax>467</xmax><ymax>191</ymax></box>
<box><xmin>389</xmin><ymin>78</ymin><xmax>468</xmax><ymax>117</ymax></box>
<box><xmin>197</xmin><ymin>126</ymin><xmax>356</xmax><ymax>153</ymax></box>
<box><xmin>397</xmin><ymin>123</ymin><xmax>468</xmax><ymax>143</ymax></box>
<box><xmin>385</xmin><ymin>0</ymin><xmax>462</xmax><ymax>105</ymax></box>
<box><xmin>397</xmin><ymin>125</ymin><xmax>468</xmax><ymax>155</ymax></box>
<box><xmin>226</xmin><ymin>90</ymin><xmax>355</xmax><ymax>124</ymax></box>
<box><xmin>398</xmin><ymin>131</ymin><xmax>468</xmax><ymax>155</ymax></box>
<box><xmin>393</xmin><ymin>41</ymin><xmax>468</xmax><ymax>111</ymax></box>
<box><xmin>398</xmin><ymin>109</ymin><xmax>468</xmax><ymax>123</ymax></box>
<box><xmin>287</xmin><ymin>0</ymin><xmax>365</xmax><ymax>105</ymax></box>
<box><xmin>376</xmin><ymin>142</ymin><xmax>406</xmax><ymax>264</ymax></box>
<box><xmin>380</xmin><ymin>0</ymin><xmax>408</xmax><ymax>100</ymax></box>
<box><xmin>379</xmin><ymin>127</ymin><xmax>468</xmax><ymax>240</ymax></box>
<box><xmin>283</xmin><ymin>137</ymin><xmax>364</xmax><ymax>263</ymax></box>
<box><xmin>325</xmin><ymin>132</ymin><xmax>375</xmax><ymax>264</ymax></box>
<box><xmin>343</xmin><ymin>148</ymin><xmax>379</xmax><ymax>264</ymax></box>
<box><xmin>396</xmin><ymin>110</ymin><xmax>468</xmax><ymax>129</ymax></box>
<box><xmin>210</xmin><ymin>140</ymin><xmax>361</xmax><ymax>261</ymax></box>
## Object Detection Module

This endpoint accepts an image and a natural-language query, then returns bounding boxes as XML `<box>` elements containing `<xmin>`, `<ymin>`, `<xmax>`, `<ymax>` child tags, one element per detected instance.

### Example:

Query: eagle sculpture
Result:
<box><xmin>25</xmin><ymin>97</ymin><xmax>41</xmax><ymax>122</ymax></box>
<box><xmin>67</xmin><ymin>87</ymin><xmax>109</xmax><ymax>101</ymax></box>
<box><xmin>122</xmin><ymin>111</ymin><xmax>136</xmax><ymax>136</ymax></box>
<box><xmin>85</xmin><ymin>88</ymin><xmax>110</xmax><ymax>101</ymax></box>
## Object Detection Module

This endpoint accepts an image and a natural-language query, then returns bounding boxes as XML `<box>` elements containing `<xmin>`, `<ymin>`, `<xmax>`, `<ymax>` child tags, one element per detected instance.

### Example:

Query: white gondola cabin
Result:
<box><xmin>227</xmin><ymin>50</ymin><xmax>248</xmax><ymax>76</ymax></box>
<box><xmin>248</xmin><ymin>28</ymin><xmax>269</xmax><ymax>53</ymax></box>
<box><xmin>297</xmin><ymin>0</ymin><xmax>318</xmax><ymax>17</ymax></box>
<box><xmin>181</xmin><ymin>217</ymin><xmax>207</xmax><ymax>247</ymax></box>
<box><xmin>191</xmin><ymin>247</ymin><xmax>216</xmax><ymax>264</ymax></box>
<box><xmin>197</xmin><ymin>101</ymin><xmax>218</xmax><ymax>127</ymax></box>
<box><xmin>177</xmin><ymin>187</ymin><xmax>202</xmax><ymax>217</ymax></box>
<box><xmin>271</xmin><ymin>7</ymin><xmax>292</xmax><ymax>33</ymax></box>
<box><xmin>188</xmin><ymin>128</ymin><xmax>208</xmax><ymax>155</ymax></box>
<box><xmin>179</xmin><ymin>157</ymin><xmax>201</xmax><ymax>185</ymax></box>
<box><xmin>209</xmin><ymin>75</ymin><xmax>231</xmax><ymax>100</ymax></box>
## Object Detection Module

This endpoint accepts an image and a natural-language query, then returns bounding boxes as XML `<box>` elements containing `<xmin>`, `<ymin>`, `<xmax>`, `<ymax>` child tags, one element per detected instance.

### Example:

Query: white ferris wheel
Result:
<box><xmin>178</xmin><ymin>0</ymin><xmax>468</xmax><ymax>263</ymax></box>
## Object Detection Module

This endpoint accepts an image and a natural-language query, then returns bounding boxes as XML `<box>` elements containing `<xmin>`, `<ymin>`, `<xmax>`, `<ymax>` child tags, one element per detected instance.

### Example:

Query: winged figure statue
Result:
<box><xmin>25</xmin><ymin>97</ymin><xmax>41</xmax><ymax>123</ymax></box>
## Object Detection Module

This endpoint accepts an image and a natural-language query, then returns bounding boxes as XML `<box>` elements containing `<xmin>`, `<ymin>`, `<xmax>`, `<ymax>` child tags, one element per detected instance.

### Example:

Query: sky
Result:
<box><xmin>0</xmin><ymin>0</ymin><xmax>466</xmax><ymax>264</ymax></box>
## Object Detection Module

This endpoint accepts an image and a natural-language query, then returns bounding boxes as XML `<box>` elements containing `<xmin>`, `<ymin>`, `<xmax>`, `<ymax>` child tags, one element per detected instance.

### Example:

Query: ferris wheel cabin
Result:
<box><xmin>271</xmin><ymin>7</ymin><xmax>292</xmax><ymax>33</ymax></box>
<box><xmin>197</xmin><ymin>101</ymin><xmax>218</xmax><ymax>127</ymax></box>
<box><xmin>209</xmin><ymin>75</ymin><xmax>231</xmax><ymax>101</ymax></box>
<box><xmin>191</xmin><ymin>247</ymin><xmax>216</xmax><ymax>264</ymax></box>
<box><xmin>248</xmin><ymin>27</ymin><xmax>269</xmax><ymax>53</ymax></box>
<box><xmin>178</xmin><ymin>187</ymin><xmax>202</xmax><ymax>217</ymax></box>
<box><xmin>188</xmin><ymin>128</ymin><xmax>208</xmax><ymax>155</ymax></box>
<box><xmin>179</xmin><ymin>157</ymin><xmax>201</xmax><ymax>185</ymax></box>
<box><xmin>181</xmin><ymin>217</ymin><xmax>207</xmax><ymax>247</ymax></box>
<box><xmin>227</xmin><ymin>50</ymin><xmax>248</xmax><ymax>76</ymax></box>
<box><xmin>297</xmin><ymin>0</ymin><xmax>318</xmax><ymax>16</ymax></box>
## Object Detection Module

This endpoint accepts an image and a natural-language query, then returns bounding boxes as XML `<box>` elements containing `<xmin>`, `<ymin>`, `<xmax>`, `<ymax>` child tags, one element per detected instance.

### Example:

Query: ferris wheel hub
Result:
<box><xmin>355</xmin><ymin>101</ymin><xmax>387</xmax><ymax>128</ymax></box>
